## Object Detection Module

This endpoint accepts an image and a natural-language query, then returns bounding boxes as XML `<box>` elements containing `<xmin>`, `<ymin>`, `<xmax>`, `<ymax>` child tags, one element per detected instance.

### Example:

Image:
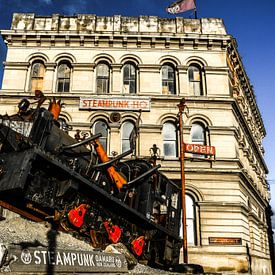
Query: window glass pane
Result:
<box><xmin>162</xmin><ymin>84</ymin><xmax>169</xmax><ymax>94</ymax></box>
<box><xmin>98</xmin><ymin>79</ymin><xmax>109</xmax><ymax>94</ymax></box>
<box><xmin>32</xmin><ymin>63</ymin><xmax>45</xmax><ymax>77</ymax></box>
<box><xmin>130</xmin><ymin>65</ymin><xmax>135</xmax><ymax>76</ymax></box>
<box><xmin>168</xmin><ymin>67</ymin><xmax>174</xmax><ymax>79</ymax></box>
<box><xmin>57</xmin><ymin>63</ymin><xmax>71</xmax><ymax>92</ymax></box>
<box><xmin>164</xmin><ymin>142</ymin><xmax>176</xmax><ymax>157</ymax></box>
<box><xmin>122</xmin><ymin>122</ymin><xmax>134</xmax><ymax>138</ymax></box>
<box><xmin>123</xmin><ymin>64</ymin><xmax>136</xmax><ymax>94</ymax></box>
<box><xmin>188</xmin><ymin>66</ymin><xmax>194</xmax><ymax>81</ymax></box>
<box><xmin>129</xmin><ymin>81</ymin><xmax>135</xmax><ymax>93</ymax></box>
<box><xmin>124</xmin><ymin>65</ymin><xmax>129</xmax><ymax>78</ymax></box>
<box><xmin>97</xmin><ymin>63</ymin><xmax>109</xmax><ymax>77</ymax></box>
<box><xmin>187</xmin><ymin>218</ymin><xmax>195</xmax><ymax>245</ymax></box>
<box><xmin>122</xmin><ymin>141</ymin><xmax>129</xmax><ymax>153</ymax></box>
<box><xmin>191</xmin><ymin>123</ymin><xmax>206</xmax><ymax>158</ymax></box>
<box><xmin>58</xmin><ymin>64</ymin><xmax>70</xmax><ymax>78</ymax></box>
<box><xmin>180</xmin><ymin>194</ymin><xmax>196</xmax><ymax>245</ymax></box>
<box><xmin>32</xmin><ymin>63</ymin><xmax>40</xmax><ymax>77</ymax></box>
<box><xmin>168</xmin><ymin>82</ymin><xmax>175</xmax><ymax>94</ymax></box>
<box><xmin>93</xmin><ymin>121</ymin><xmax>108</xmax><ymax>152</ymax></box>
<box><xmin>57</xmin><ymin>82</ymin><xmax>63</xmax><ymax>93</ymax></box>
<box><xmin>186</xmin><ymin>195</ymin><xmax>194</xmax><ymax>219</ymax></box>
<box><xmin>31</xmin><ymin>62</ymin><xmax>45</xmax><ymax>93</ymax></box>
<box><xmin>193</xmin><ymin>70</ymin><xmax>201</xmax><ymax>81</ymax></box>
<box><xmin>96</xmin><ymin>63</ymin><xmax>109</xmax><ymax>94</ymax></box>
<box><xmin>163</xmin><ymin>122</ymin><xmax>177</xmax><ymax>157</ymax></box>
<box><xmin>191</xmin><ymin>123</ymin><xmax>205</xmax><ymax>144</ymax></box>
<box><xmin>122</xmin><ymin>121</ymin><xmax>134</xmax><ymax>153</ymax></box>
<box><xmin>162</xmin><ymin>65</ymin><xmax>175</xmax><ymax>95</ymax></box>
<box><xmin>163</xmin><ymin>123</ymin><xmax>176</xmax><ymax>140</ymax></box>
<box><xmin>193</xmin><ymin>82</ymin><xmax>201</xmax><ymax>96</ymax></box>
<box><xmin>162</xmin><ymin>66</ymin><xmax>168</xmax><ymax>78</ymax></box>
<box><xmin>94</xmin><ymin>121</ymin><xmax>107</xmax><ymax>136</ymax></box>
<box><xmin>58</xmin><ymin>64</ymin><xmax>65</xmax><ymax>77</ymax></box>
<box><xmin>64</xmin><ymin>79</ymin><xmax>70</xmax><ymax>93</ymax></box>
<box><xmin>188</xmin><ymin>65</ymin><xmax>202</xmax><ymax>96</ymax></box>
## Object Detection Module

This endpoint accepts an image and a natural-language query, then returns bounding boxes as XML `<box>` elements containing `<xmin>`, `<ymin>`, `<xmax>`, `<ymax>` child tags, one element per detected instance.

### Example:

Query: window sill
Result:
<box><xmin>161</xmin><ymin>157</ymin><xmax>179</xmax><ymax>161</ymax></box>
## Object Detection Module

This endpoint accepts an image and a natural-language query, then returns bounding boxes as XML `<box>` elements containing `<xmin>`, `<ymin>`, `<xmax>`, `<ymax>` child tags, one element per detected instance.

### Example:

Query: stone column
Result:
<box><xmin>178</xmin><ymin>65</ymin><xmax>188</xmax><ymax>96</ymax></box>
<box><xmin>109</xmin><ymin>122</ymin><xmax>121</xmax><ymax>154</ymax></box>
<box><xmin>111</xmin><ymin>64</ymin><xmax>122</xmax><ymax>94</ymax></box>
<box><xmin>44</xmin><ymin>62</ymin><xmax>56</xmax><ymax>93</ymax></box>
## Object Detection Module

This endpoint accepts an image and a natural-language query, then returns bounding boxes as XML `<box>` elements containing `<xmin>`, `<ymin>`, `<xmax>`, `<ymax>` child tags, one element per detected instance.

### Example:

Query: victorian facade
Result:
<box><xmin>0</xmin><ymin>13</ymin><xmax>272</xmax><ymax>274</ymax></box>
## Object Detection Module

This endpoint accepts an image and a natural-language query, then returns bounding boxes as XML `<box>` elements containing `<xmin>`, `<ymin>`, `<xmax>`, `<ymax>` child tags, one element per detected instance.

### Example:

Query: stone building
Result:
<box><xmin>0</xmin><ymin>13</ymin><xmax>272</xmax><ymax>274</ymax></box>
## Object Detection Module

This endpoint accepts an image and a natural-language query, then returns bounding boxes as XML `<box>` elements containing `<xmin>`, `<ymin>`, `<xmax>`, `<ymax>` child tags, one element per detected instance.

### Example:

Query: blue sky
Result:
<box><xmin>0</xmin><ymin>0</ymin><xmax>275</xmax><ymax>206</ymax></box>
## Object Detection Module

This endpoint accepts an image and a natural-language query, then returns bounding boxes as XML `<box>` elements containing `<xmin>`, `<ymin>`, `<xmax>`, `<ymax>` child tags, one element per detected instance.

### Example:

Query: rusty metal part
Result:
<box><xmin>0</xmin><ymin>201</ymin><xmax>43</xmax><ymax>222</ymax></box>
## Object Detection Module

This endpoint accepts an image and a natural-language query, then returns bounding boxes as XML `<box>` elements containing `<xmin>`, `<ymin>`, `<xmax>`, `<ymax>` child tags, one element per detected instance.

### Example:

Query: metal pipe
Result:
<box><xmin>177</xmin><ymin>98</ymin><xmax>188</xmax><ymax>264</ymax></box>
<box><xmin>61</xmin><ymin>133</ymin><xmax>102</xmax><ymax>150</ymax></box>
<box><xmin>92</xmin><ymin>149</ymin><xmax>133</xmax><ymax>170</ymax></box>
<box><xmin>127</xmin><ymin>164</ymin><xmax>161</xmax><ymax>188</ymax></box>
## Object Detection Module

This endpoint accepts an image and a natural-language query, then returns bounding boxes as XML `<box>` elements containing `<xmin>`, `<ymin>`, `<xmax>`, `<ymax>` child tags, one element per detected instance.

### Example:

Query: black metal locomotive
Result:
<box><xmin>0</xmin><ymin>97</ymin><xmax>182</xmax><ymax>268</ymax></box>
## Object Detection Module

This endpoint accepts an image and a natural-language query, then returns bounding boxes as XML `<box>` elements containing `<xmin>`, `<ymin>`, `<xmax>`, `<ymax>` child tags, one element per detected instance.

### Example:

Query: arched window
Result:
<box><xmin>56</xmin><ymin>62</ymin><xmax>71</xmax><ymax>92</ymax></box>
<box><xmin>162</xmin><ymin>64</ymin><xmax>176</xmax><ymax>95</ymax></box>
<box><xmin>96</xmin><ymin>63</ymin><xmax>110</xmax><ymax>94</ymax></box>
<box><xmin>188</xmin><ymin>64</ymin><xmax>203</xmax><ymax>96</ymax></box>
<box><xmin>180</xmin><ymin>194</ymin><xmax>197</xmax><ymax>245</ymax></box>
<box><xmin>191</xmin><ymin>122</ymin><xmax>206</xmax><ymax>145</ymax></box>
<box><xmin>93</xmin><ymin>120</ymin><xmax>109</xmax><ymax>152</ymax></box>
<box><xmin>123</xmin><ymin>63</ymin><xmax>136</xmax><ymax>94</ymax></box>
<box><xmin>30</xmin><ymin>62</ymin><xmax>45</xmax><ymax>93</ymax></box>
<box><xmin>57</xmin><ymin>117</ymin><xmax>69</xmax><ymax>133</ymax></box>
<box><xmin>191</xmin><ymin>122</ymin><xmax>207</xmax><ymax>158</ymax></box>
<box><xmin>121</xmin><ymin>121</ymin><xmax>134</xmax><ymax>153</ymax></box>
<box><xmin>163</xmin><ymin>122</ymin><xmax>177</xmax><ymax>157</ymax></box>
<box><xmin>186</xmin><ymin>194</ymin><xmax>196</xmax><ymax>245</ymax></box>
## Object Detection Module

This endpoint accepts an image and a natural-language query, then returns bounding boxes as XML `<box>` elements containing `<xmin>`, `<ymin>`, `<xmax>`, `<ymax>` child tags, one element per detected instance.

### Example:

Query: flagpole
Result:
<box><xmin>194</xmin><ymin>0</ymin><xmax>198</xmax><ymax>19</ymax></box>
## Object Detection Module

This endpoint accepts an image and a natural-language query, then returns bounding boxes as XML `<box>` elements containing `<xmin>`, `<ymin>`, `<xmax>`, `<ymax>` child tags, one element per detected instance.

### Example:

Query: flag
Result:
<box><xmin>166</xmin><ymin>0</ymin><xmax>196</xmax><ymax>14</ymax></box>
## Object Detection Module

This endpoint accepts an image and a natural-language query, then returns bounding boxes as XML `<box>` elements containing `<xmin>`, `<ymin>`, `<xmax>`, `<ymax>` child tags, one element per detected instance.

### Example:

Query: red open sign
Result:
<box><xmin>184</xmin><ymin>143</ymin><xmax>216</xmax><ymax>156</ymax></box>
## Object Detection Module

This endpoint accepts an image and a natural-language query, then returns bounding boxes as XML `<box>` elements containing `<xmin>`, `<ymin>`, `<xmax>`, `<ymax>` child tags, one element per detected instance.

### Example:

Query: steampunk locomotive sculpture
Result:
<box><xmin>0</xmin><ymin>97</ymin><xmax>182</xmax><ymax>268</ymax></box>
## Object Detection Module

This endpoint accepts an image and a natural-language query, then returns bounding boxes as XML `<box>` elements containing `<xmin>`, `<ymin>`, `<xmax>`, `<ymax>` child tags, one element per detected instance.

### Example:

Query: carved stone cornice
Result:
<box><xmin>3</xmin><ymin>61</ymin><xmax>29</xmax><ymax>70</ymax></box>
<box><xmin>44</xmin><ymin>62</ymin><xmax>56</xmax><ymax>70</ymax></box>
<box><xmin>204</xmin><ymin>66</ymin><xmax>229</xmax><ymax>74</ymax></box>
<box><xmin>177</xmin><ymin>65</ymin><xmax>188</xmax><ymax>72</ymax></box>
<box><xmin>232</xmin><ymin>100</ymin><xmax>268</xmax><ymax>174</ymax></box>
<box><xmin>72</xmin><ymin>63</ymin><xmax>95</xmax><ymax>71</ymax></box>
<box><xmin>138</xmin><ymin>64</ymin><xmax>161</xmax><ymax>72</ymax></box>
<box><xmin>227</xmin><ymin>40</ymin><xmax>266</xmax><ymax>137</ymax></box>
<box><xmin>111</xmin><ymin>64</ymin><xmax>123</xmax><ymax>72</ymax></box>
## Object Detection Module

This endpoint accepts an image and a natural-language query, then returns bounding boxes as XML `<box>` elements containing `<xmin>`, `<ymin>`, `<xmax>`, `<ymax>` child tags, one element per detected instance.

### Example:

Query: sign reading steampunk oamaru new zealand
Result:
<box><xmin>1</xmin><ymin>245</ymin><xmax>128</xmax><ymax>273</ymax></box>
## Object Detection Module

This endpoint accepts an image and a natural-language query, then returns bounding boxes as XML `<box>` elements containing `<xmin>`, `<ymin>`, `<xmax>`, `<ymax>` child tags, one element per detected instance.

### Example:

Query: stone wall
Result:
<box><xmin>10</xmin><ymin>13</ymin><xmax>227</xmax><ymax>35</ymax></box>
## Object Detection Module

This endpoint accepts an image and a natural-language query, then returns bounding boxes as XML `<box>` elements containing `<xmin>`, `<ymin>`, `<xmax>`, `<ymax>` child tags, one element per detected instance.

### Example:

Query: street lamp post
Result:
<box><xmin>177</xmin><ymin>98</ymin><xmax>188</xmax><ymax>264</ymax></box>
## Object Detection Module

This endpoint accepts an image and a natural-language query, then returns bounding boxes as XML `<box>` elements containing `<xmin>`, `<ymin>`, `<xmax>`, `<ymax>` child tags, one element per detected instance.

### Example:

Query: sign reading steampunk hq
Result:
<box><xmin>0</xmin><ymin>13</ymin><xmax>272</xmax><ymax>274</ymax></box>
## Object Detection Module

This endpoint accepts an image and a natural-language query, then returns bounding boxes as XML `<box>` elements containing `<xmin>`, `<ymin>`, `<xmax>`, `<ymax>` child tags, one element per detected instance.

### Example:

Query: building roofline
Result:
<box><xmin>4</xmin><ymin>13</ymin><xmax>228</xmax><ymax>36</ymax></box>
<box><xmin>227</xmin><ymin>38</ymin><xmax>266</xmax><ymax>137</ymax></box>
